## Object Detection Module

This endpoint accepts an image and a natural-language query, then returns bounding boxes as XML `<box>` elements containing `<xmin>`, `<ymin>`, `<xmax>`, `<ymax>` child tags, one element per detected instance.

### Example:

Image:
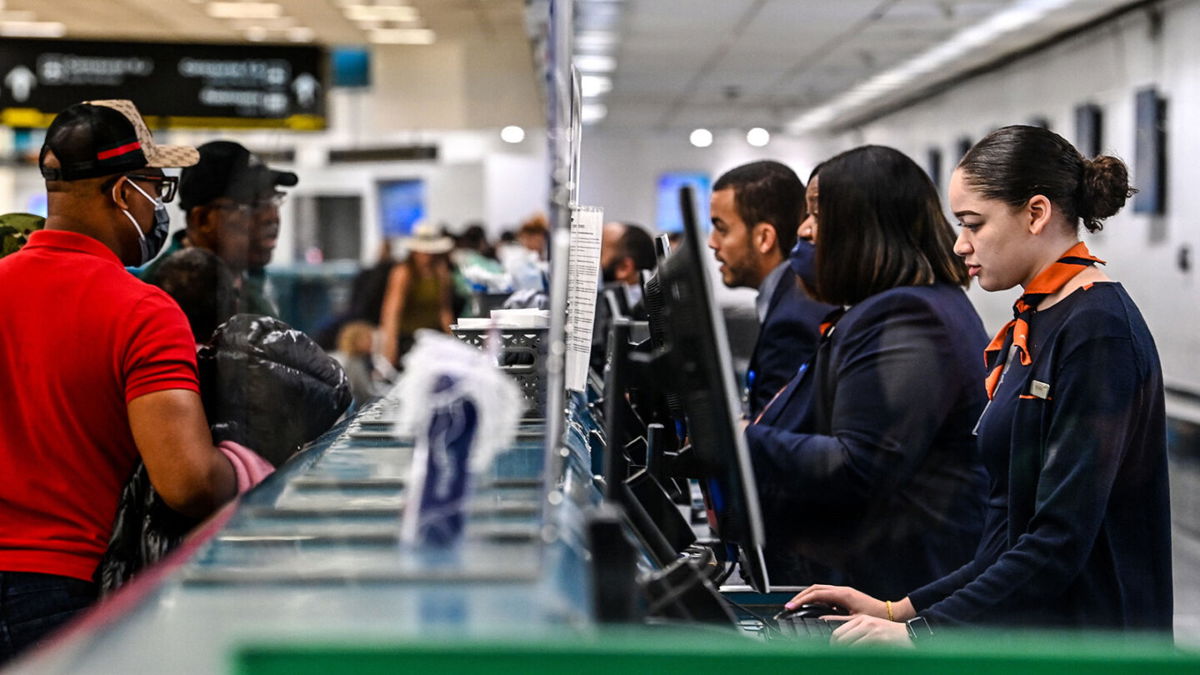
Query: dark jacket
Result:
<box><xmin>746</xmin><ymin>283</ymin><xmax>988</xmax><ymax>599</ymax></box>
<box><xmin>747</xmin><ymin>266</ymin><xmax>832</xmax><ymax>418</ymax></box>
<box><xmin>909</xmin><ymin>283</ymin><xmax>1172</xmax><ymax>630</ymax></box>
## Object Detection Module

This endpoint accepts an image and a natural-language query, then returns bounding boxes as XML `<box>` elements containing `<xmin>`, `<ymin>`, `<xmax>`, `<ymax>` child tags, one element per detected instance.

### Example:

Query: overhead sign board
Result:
<box><xmin>0</xmin><ymin>38</ymin><xmax>326</xmax><ymax>130</ymax></box>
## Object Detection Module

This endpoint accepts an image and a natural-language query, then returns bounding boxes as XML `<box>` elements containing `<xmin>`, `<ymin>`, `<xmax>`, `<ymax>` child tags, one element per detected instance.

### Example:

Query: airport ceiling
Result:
<box><xmin>2</xmin><ymin>0</ymin><xmax>1151</xmax><ymax>134</ymax></box>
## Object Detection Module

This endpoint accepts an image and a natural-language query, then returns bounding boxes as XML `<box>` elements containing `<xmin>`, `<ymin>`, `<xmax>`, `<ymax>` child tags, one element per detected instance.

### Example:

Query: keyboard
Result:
<box><xmin>774</xmin><ymin>615</ymin><xmax>844</xmax><ymax>641</ymax></box>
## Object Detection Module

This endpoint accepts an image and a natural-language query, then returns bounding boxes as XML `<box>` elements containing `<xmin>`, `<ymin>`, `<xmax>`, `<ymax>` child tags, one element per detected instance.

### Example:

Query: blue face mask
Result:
<box><xmin>118</xmin><ymin>179</ymin><xmax>171</xmax><ymax>266</ymax></box>
<box><xmin>788</xmin><ymin>238</ymin><xmax>817</xmax><ymax>288</ymax></box>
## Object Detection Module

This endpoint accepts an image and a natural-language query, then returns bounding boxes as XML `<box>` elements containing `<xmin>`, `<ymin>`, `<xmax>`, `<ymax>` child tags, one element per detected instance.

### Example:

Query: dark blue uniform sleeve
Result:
<box><xmin>918</xmin><ymin>337</ymin><xmax>1142</xmax><ymax>624</ymax></box>
<box><xmin>746</xmin><ymin>295</ymin><xmax>965</xmax><ymax>506</ymax></box>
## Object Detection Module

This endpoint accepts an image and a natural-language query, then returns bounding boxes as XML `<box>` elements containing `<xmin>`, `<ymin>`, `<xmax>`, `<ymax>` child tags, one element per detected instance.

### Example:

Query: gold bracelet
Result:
<box><xmin>886</xmin><ymin>600</ymin><xmax>895</xmax><ymax>622</ymax></box>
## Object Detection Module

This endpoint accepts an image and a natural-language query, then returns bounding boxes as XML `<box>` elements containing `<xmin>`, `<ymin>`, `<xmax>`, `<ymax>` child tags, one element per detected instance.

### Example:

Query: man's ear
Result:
<box><xmin>110</xmin><ymin>176</ymin><xmax>134</xmax><ymax>211</ymax></box>
<box><xmin>754</xmin><ymin>222</ymin><xmax>777</xmax><ymax>255</ymax></box>
<box><xmin>187</xmin><ymin>207</ymin><xmax>217</xmax><ymax>247</ymax></box>
<box><xmin>1027</xmin><ymin>194</ymin><xmax>1053</xmax><ymax>235</ymax></box>
<box><xmin>616</xmin><ymin>256</ymin><xmax>636</xmax><ymax>283</ymax></box>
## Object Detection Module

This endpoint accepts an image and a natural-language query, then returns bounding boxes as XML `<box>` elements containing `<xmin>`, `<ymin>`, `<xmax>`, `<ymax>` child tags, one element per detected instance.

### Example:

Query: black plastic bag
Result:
<box><xmin>198</xmin><ymin>314</ymin><xmax>352</xmax><ymax>467</ymax></box>
<box><xmin>93</xmin><ymin>464</ymin><xmax>197</xmax><ymax>594</ymax></box>
<box><xmin>95</xmin><ymin>314</ymin><xmax>352</xmax><ymax>593</ymax></box>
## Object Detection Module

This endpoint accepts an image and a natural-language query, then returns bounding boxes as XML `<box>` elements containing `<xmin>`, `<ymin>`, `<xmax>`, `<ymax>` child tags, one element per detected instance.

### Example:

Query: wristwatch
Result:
<box><xmin>905</xmin><ymin>616</ymin><xmax>934</xmax><ymax>643</ymax></box>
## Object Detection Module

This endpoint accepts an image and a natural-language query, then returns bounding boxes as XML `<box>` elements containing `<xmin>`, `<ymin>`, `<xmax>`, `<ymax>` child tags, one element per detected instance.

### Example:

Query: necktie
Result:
<box><xmin>983</xmin><ymin>241</ymin><xmax>1104</xmax><ymax>399</ymax></box>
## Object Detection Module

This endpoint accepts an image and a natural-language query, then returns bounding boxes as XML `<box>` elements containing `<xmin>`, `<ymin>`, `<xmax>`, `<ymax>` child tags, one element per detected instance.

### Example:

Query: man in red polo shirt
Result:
<box><xmin>0</xmin><ymin>100</ymin><xmax>236</xmax><ymax>662</ymax></box>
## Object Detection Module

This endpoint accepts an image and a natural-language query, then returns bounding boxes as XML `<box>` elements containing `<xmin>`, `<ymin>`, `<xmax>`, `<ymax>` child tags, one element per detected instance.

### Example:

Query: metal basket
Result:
<box><xmin>451</xmin><ymin>326</ymin><xmax>547</xmax><ymax>419</ymax></box>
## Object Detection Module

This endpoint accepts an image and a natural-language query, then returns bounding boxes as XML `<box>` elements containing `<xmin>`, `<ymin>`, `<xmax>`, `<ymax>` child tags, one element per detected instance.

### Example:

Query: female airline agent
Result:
<box><xmin>789</xmin><ymin>126</ymin><xmax>1172</xmax><ymax>643</ymax></box>
<box><xmin>747</xmin><ymin>145</ymin><xmax>989</xmax><ymax>600</ymax></box>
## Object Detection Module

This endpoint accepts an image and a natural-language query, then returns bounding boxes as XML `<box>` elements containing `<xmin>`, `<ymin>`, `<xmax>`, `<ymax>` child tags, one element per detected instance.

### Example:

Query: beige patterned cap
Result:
<box><xmin>85</xmin><ymin>99</ymin><xmax>199</xmax><ymax>169</ymax></box>
<box><xmin>40</xmin><ymin>99</ymin><xmax>199</xmax><ymax>181</ymax></box>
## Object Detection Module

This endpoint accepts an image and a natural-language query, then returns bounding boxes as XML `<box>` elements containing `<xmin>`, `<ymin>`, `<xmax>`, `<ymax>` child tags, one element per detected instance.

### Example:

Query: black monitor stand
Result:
<box><xmin>596</xmin><ymin>317</ymin><xmax>736</xmax><ymax>626</ymax></box>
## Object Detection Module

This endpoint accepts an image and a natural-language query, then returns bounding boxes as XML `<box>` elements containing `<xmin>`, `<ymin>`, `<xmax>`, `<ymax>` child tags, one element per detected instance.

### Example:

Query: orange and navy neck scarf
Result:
<box><xmin>983</xmin><ymin>241</ymin><xmax>1105</xmax><ymax>399</ymax></box>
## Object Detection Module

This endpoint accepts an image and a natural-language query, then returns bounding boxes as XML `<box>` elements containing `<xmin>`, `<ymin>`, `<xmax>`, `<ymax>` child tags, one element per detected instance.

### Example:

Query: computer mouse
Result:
<box><xmin>774</xmin><ymin>603</ymin><xmax>849</xmax><ymax>621</ymax></box>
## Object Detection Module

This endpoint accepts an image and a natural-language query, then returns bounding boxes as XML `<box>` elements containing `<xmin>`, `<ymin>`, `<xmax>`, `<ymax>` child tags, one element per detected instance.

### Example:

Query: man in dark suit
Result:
<box><xmin>708</xmin><ymin>161</ymin><xmax>832</xmax><ymax>418</ymax></box>
<box><xmin>591</xmin><ymin>221</ymin><xmax>657</xmax><ymax>374</ymax></box>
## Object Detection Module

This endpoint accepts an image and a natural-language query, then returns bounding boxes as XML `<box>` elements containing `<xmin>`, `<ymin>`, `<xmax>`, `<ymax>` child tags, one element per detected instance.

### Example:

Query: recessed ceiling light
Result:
<box><xmin>0</xmin><ymin>21</ymin><xmax>66</xmax><ymax>38</ymax></box>
<box><xmin>575</xmin><ymin>31</ymin><xmax>618</xmax><ymax>51</ymax></box>
<box><xmin>573</xmin><ymin>54</ymin><xmax>616</xmax><ymax>73</ymax></box>
<box><xmin>287</xmin><ymin>27</ymin><xmax>315</xmax><ymax>43</ymax></box>
<box><xmin>244</xmin><ymin>26</ymin><xmax>268</xmax><ymax>42</ymax></box>
<box><xmin>689</xmin><ymin>128</ymin><xmax>713</xmax><ymax>148</ymax></box>
<box><xmin>369</xmin><ymin>28</ymin><xmax>435</xmax><ymax>45</ymax></box>
<box><xmin>230</xmin><ymin>17</ymin><xmax>297</xmax><ymax>30</ymax></box>
<box><xmin>746</xmin><ymin>127</ymin><xmax>770</xmax><ymax>147</ymax></box>
<box><xmin>500</xmin><ymin>126</ymin><xmax>526</xmax><ymax>144</ymax></box>
<box><xmin>581</xmin><ymin>103</ymin><xmax>607</xmax><ymax>124</ymax></box>
<box><xmin>580</xmin><ymin>75</ymin><xmax>611</xmax><ymax>98</ymax></box>
<box><xmin>344</xmin><ymin>5</ymin><xmax>418</xmax><ymax>23</ymax></box>
<box><xmin>207</xmin><ymin>2</ymin><xmax>283</xmax><ymax>20</ymax></box>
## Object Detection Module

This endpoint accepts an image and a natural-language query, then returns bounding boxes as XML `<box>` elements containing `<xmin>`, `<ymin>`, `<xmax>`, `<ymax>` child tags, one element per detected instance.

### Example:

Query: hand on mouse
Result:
<box><xmin>785</xmin><ymin>584</ymin><xmax>909</xmax><ymax>621</ymax></box>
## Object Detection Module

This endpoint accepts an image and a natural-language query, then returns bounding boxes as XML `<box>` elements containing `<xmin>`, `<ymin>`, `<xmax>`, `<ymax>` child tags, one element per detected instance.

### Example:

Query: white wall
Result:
<box><xmin>578</xmin><ymin>129</ymin><xmax>828</xmax><ymax>307</ymax></box>
<box><xmin>820</xmin><ymin>0</ymin><xmax>1200</xmax><ymax>400</ymax></box>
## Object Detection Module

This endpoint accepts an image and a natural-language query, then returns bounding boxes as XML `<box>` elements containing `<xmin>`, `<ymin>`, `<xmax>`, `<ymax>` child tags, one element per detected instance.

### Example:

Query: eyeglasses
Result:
<box><xmin>252</xmin><ymin>192</ymin><xmax>286</xmax><ymax>211</ymax></box>
<box><xmin>211</xmin><ymin>201</ymin><xmax>255</xmax><ymax>220</ymax></box>
<box><xmin>126</xmin><ymin>174</ymin><xmax>178</xmax><ymax>203</ymax></box>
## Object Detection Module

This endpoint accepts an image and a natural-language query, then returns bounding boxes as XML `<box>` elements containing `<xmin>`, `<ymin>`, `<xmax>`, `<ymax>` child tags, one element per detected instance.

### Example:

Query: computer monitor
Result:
<box><xmin>377</xmin><ymin>178</ymin><xmax>425</xmax><ymax>237</ymax></box>
<box><xmin>643</xmin><ymin>185</ymin><xmax>771</xmax><ymax>593</ymax></box>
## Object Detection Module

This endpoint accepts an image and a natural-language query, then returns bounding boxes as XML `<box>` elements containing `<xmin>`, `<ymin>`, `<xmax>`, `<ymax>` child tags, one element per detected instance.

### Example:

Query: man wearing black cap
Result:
<box><xmin>141</xmin><ymin>140</ymin><xmax>297</xmax><ymax>318</ymax></box>
<box><xmin>243</xmin><ymin>149</ymin><xmax>297</xmax><ymax>317</ymax></box>
<box><xmin>0</xmin><ymin>100</ymin><xmax>236</xmax><ymax>661</ymax></box>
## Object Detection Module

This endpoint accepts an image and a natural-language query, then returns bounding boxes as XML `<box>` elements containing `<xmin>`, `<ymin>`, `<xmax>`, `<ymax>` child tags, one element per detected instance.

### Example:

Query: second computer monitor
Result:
<box><xmin>644</xmin><ymin>185</ymin><xmax>771</xmax><ymax>593</ymax></box>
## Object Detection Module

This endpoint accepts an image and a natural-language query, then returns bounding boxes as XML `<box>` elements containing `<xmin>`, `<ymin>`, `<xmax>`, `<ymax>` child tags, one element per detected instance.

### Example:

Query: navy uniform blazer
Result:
<box><xmin>746</xmin><ymin>283</ymin><xmax>989</xmax><ymax>599</ymax></box>
<box><xmin>747</xmin><ymin>266</ymin><xmax>832</xmax><ymax>418</ymax></box>
<box><xmin>908</xmin><ymin>283</ymin><xmax>1172</xmax><ymax>630</ymax></box>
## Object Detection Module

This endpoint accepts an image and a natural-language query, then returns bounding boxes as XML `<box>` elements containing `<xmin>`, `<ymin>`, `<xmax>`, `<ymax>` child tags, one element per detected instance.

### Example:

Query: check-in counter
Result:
<box><xmin>14</xmin><ymin>396</ymin><xmax>600</xmax><ymax>674</ymax></box>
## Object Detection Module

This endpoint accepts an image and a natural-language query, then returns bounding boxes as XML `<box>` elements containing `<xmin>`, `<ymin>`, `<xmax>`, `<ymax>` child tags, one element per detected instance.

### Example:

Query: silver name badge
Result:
<box><xmin>1029</xmin><ymin>380</ymin><xmax>1051</xmax><ymax>399</ymax></box>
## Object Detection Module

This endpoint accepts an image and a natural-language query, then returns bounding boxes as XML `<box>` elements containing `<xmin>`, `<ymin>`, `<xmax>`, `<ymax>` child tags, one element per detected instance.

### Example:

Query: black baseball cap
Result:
<box><xmin>178</xmin><ymin>141</ymin><xmax>299</xmax><ymax>211</ymax></box>
<box><xmin>39</xmin><ymin>99</ymin><xmax>199</xmax><ymax>181</ymax></box>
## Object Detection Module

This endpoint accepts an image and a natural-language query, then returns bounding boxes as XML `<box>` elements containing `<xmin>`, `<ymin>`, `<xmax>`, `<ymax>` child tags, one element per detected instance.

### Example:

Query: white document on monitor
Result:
<box><xmin>565</xmin><ymin>205</ymin><xmax>603</xmax><ymax>392</ymax></box>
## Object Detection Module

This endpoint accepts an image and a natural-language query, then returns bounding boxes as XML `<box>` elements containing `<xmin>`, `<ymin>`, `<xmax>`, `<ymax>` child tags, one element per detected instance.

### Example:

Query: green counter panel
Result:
<box><xmin>237</xmin><ymin>629</ymin><xmax>1199</xmax><ymax>675</ymax></box>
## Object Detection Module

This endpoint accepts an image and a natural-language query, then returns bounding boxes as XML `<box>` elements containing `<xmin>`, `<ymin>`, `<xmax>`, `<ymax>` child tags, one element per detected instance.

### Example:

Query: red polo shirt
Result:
<box><xmin>0</xmin><ymin>229</ymin><xmax>199</xmax><ymax>581</ymax></box>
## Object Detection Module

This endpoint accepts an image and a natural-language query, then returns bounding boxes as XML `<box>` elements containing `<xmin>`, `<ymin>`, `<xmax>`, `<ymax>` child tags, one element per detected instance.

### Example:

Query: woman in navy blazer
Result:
<box><xmin>747</xmin><ymin>145</ymin><xmax>989</xmax><ymax>600</ymax></box>
<box><xmin>789</xmin><ymin>126</ymin><xmax>1172</xmax><ymax>643</ymax></box>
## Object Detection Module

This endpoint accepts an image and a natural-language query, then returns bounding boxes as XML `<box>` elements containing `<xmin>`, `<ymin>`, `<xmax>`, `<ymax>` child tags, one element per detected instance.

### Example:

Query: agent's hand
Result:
<box><xmin>831</xmin><ymin>615</ymin><xmax>914</xmax><ymax>648</ymax></box>
<box><xmin>785</xmin><ymin>584</ymin><xmax>888</xmax><ymax>619</ymax></box>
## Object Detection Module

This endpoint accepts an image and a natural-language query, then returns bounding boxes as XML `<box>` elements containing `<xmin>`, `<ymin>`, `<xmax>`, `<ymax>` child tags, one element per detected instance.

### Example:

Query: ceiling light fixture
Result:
<box><xmin>580</xmin><ymin>74</ymin><xmax>612</xmax><ymax>98</ymax></box>
<box><xmin>287</xmin><ymin>27</ymin><xmax>315</xmax><ymax>43</ymax></box>
<box><xmin>500</xmin><ymin>126</ymin><xmax>526</xmax><ymax>144</ymax></box>
<box><xmin>581</xmin><ymin>103</ymin><xmax>608</xmax><ymax>125</ymax></box>
<box><xmin>0</xmin><ymin>20</ymin><xmax>66</xmax><ymax>38</ymax></box>
<box><xmin>689</xmin><ymin>128</ymin><xmax>714</xmax><ymax>148</ymax></box>
<box><xmin>230</xmin><ymin>17</ymin><xmax>298</xmax><ymax>30</ymax></box>
<box><xmin>369</xmin><ymin>28</ymin><xmax>435</xmax><ymax>45</ymax></box>
<box><xmin>746</xmin><ymin>127</ymin><xmax>771</xmax><ymax>147</ymax></box>
<box><xmin>575</xmin><ymin>30</ymin><xmax>618</xmax><ymax>51</ymax></box>
<box><xmin>344</xmin><ymin>5</ymin><xmax>419</xmax><ymax>23</ymax></box>
<box><xmin>573</xmin><ymin>54</ymin><xmax>616</xmax><ymax>73</ymax></box>
<box><xmin>207</xmin><ymin>2</ymin><xmax>283</xmax><ymax>20</ymax></box>
<box><xmin>787</xmin><ymin>0</ymin><xmax>1077</xmax><ymax>133</ymax></box>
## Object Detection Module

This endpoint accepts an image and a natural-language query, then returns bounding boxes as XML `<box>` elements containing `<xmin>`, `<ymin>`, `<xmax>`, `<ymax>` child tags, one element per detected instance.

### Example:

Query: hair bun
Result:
<box><xmin>1079</xmin><ymin>156</ymin><xmax>1135</xmax><ymax>231</ymax></box>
